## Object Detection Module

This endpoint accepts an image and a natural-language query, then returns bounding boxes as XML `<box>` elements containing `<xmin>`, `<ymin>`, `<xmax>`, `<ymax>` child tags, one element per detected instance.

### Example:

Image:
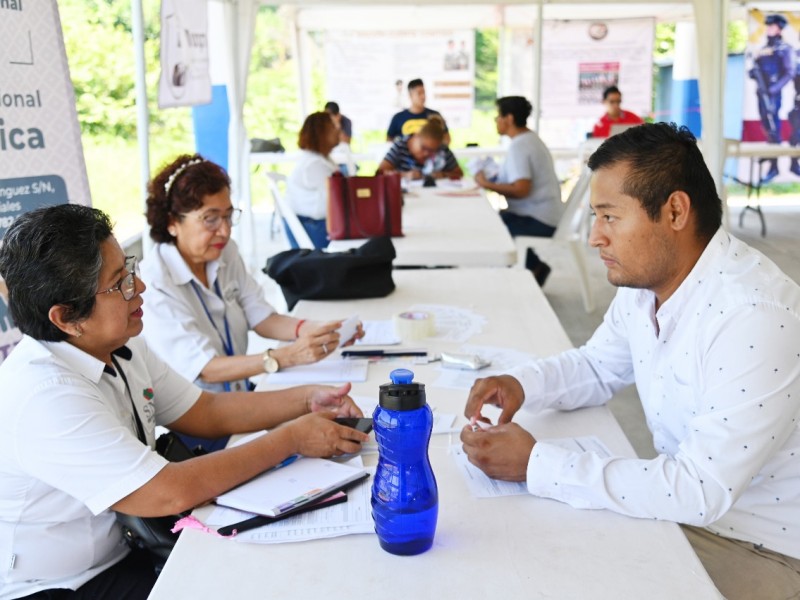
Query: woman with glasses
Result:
<box><xmin>141</xmin><ymin>155</ymin><xmax>362</xmax><ymax>450</ymax></box>
<box><xmin>0</xmin><ymin>205</ymin><xmax>368</xmax><ymax>599</ymax></box>
<box><xmin>378</xmin><ymin>115</ymin><xmax>463</xmax><ymax>181</ymax></box>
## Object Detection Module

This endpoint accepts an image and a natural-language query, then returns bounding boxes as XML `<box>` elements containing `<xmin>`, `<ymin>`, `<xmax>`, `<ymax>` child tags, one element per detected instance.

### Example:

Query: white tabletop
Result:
<box><xmin>731</xmin><ymin>142</ymin><xmax>800</xmax><ymax>159</ymax></box>
<box><xmin>326</xmin><ymin>186</ymin><xmax>517</xmax><ymax>267</ymax></box>
<box><xmin>149</xmin><ymin>269</ymin><xmax>720</xmax><ymax>600</ymax></box>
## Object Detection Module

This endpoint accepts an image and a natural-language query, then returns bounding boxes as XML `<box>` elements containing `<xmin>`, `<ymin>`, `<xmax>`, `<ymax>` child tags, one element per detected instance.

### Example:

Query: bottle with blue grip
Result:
<box><xmin>371</xmin><ymin>368</ymin><xmax>438</xmax><ymax>555</ymax></box>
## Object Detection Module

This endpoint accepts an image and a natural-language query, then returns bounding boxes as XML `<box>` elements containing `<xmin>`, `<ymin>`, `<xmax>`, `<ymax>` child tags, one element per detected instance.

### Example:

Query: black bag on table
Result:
<box><xmin>264</xmin><ymin>236</ymin><xmax>396</xmax><ymax>311</ymax></box>
<box><xmin>115</xmin><ymin>432</ymin><xmax>201</xmax><ymax>571</ymax></box>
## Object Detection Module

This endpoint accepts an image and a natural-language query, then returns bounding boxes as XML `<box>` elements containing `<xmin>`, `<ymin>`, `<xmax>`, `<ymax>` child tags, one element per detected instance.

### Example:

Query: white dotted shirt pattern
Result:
<box><xmin>140</xmin><ymin>239</ymin><xmax>275</xmax><ymax>392</ymax></box>
<box><xmin>512</xmin><ymin>229</ymin><xmax>800</xmax><ymax>559</ymax></box>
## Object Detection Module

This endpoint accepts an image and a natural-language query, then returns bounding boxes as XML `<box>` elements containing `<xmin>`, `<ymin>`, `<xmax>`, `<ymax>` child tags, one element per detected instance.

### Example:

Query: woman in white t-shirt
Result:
<box><xmin>287</xmin><ymin>111</ymin><xmax>341</xmax><ymax>248</ymax></box>
<box><xmin>141</xmin><ymin>155</ymin><xmax>362</xmax><ymax>449</ymax></box>
<box><xmin>0</xmin><ymin>205</ymin><xmax>367</xmax><ymax>599</ymax></box>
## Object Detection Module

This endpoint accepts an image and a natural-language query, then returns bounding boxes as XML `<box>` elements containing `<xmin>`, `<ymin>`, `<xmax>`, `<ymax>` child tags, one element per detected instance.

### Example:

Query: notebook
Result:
<box><xmin>215</xmin><ymin>456</ymin><xmax>368</xmax><ymax>517</ymax></box>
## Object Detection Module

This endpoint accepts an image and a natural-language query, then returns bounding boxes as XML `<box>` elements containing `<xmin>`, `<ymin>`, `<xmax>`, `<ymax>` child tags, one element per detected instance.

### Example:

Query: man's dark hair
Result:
<box><xmin>407</xmin><ymin>79</ymin><xmax>424</xmax><ymax>92</ymax></box>
<box><xmin>0</xmin><ymin>204</ymin><xmax>113</xmax><ymax>341</ymax></box>
<box><xmin>587</xmin><ymin>122</ymin><xmax>722</xmax><ymax>241</ymax></box>
<box><xmin>496</xmin><ymin>96</ymin><xmax>532</xmax><ymax>128</ymax></box>
<box><xmin>324</xmin><ymin>101</ymin><xmax>340</xmax><ymax>115</ymax></box>
<box><xmin>602</xmin><ymin>86</ymin><xmax>621</xmax><ymax>101</ymax></box>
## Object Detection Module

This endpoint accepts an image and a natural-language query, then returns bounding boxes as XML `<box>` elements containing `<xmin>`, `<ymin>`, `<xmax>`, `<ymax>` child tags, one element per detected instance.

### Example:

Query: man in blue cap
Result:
<box><xmin>749</xmin><ymin>13</ymin><xmax>794</xmax><ymax>182</ymax></box>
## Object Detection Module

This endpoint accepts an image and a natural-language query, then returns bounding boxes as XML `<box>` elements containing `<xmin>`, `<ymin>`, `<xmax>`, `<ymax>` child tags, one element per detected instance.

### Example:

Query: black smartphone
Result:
<box><xmin>334</xmin><ymin>417</ymin><xmax>373</xmax><ymax>434</ymax></box>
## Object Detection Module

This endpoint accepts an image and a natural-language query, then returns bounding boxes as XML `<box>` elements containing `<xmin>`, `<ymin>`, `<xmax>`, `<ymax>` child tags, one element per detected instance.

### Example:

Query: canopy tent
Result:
<box><xmin>132</xmin><ymin>0</ymin><xmax>795</xmax><ymax>261</ymax></box>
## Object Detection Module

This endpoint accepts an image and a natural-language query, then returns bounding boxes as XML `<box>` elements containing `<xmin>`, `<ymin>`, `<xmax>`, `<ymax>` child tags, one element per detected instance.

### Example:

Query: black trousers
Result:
<box><xmin>18</xmin><ymin>549</ymin><xmax>158</xmax><ymax>600</ymax></box>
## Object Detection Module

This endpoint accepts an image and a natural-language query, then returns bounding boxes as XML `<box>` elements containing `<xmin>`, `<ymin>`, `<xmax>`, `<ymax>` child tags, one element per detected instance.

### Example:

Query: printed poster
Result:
<box><xmin>159</xmin><ymin>0</ymin><xmax>212</xmax><ymax>108</ymax></box>
<box><xmin>0</xmin><ymin>0</ymin><xmax>92</xmax><ymax>363</ymax></box>
<box><xmin>740</xmin><ymin>9</ymin><xmax>800</xmax><ymax>183</ymax></box>
<box><xmin>325</xmin><ymin>30</ymin><xmax>475</xmax><ymax>133</ymax></box>
<box><xmin>540</xmin><ymin>18</ymin><xmax>653</xmax><ymax>119</ymax></box>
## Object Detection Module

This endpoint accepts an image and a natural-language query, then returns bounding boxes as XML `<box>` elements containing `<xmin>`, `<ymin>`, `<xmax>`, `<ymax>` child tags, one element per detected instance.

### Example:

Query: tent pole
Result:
<box><xmin>132</xmin><ymin>0</ymin><xmax>151</xmax><ymax>256</ymax></box>
<box><xmin>532</xmin><ymin>0</ymin><xmax>543</xmax><ymax>132</ymax></box>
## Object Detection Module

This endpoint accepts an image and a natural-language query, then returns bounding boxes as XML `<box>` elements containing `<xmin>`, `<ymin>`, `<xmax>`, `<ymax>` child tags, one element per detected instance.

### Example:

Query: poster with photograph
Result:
<box><xmin>540</xmin><ymin>18</ymin><xmax>653</xmax><ymax>119</ymax></box>
<box><xmin>325</xmin><ymin>30</ymin><xmax>475</xmax><ymax>133</ymax></box>
<box><xmin>0</xmin><ymin>0</ymin><xmax>91</xmax><ymax>363</ymax></box>
<box><xmin>158</xmin><ymin>0</ymin><xmax>212</xmax><ymax>108</ymax></box>
<box><xmin>740</xmin><ymin>9</ymin><xmax>800</xmax><ymax>183</ymax></box>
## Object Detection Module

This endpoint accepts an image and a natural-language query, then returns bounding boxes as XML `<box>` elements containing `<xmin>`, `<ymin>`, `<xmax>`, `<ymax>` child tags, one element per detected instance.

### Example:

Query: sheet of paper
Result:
<box><xmin>434</xmin><ymin>344</ymin><xmax>537</xmax><ymax>391</ymax></box>
<box><xmin>337</xmin><ymin>314</ymin><xmax>360</xmax><ymax>348</ymax></box>
<box><xmin>451</xmin><ymin>435</ymin><xmax>612</xmax><ymax>498</ymax></box>
<box><xmin>266</xmin><ymin>359</ymin><xmax>369</xmax><ymax>384</ymax></box>
<box><xmin>408</xmin><ymin>304</ymin><xmax>487</xmax><ymax>344</ymax></box>
<box><xmin>221</xmin><ymin>470</ymin><xmax>375</xmax><ymax>544</ymax></box>
<box><xmin>356</xmin><ymin>319</ymin><xmax>401</xmax><ymax>346</ymax></box>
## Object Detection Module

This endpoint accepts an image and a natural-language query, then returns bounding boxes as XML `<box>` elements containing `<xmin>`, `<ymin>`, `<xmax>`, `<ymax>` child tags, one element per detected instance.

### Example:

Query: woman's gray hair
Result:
<box><xmin>0</xmin><ymin>204</ymin><xmax>113</xmax><ymax>341</ymax></box>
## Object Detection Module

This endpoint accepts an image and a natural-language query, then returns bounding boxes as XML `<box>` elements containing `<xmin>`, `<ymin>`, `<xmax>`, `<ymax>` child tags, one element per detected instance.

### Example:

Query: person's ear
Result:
<box><xmin>167</xmin><ymin>215</ymin><xmax>179</xmax><ymax>238</ymax></box>
<box><xmin>664</xmin><ymin>191</ymin><xmax>692</xmax><ymax>231</ymax></box>
<box><xmin>48</xmin><ymin>305</ymin><xmax>84</xmax><ymax>338</ymax></box>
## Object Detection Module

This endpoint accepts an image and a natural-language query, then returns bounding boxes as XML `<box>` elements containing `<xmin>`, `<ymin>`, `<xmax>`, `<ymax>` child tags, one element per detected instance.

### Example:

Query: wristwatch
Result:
<box><xmin>262</xmin><ymin>349</ymin><xmax>280</xmax><ymax>374</ymax></box>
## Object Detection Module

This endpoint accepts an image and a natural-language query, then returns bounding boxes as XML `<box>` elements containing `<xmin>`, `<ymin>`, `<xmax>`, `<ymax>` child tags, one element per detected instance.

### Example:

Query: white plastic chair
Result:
<box><xmin>265</xmin><ymin>172</ymin><xmax>315</xmax><ymax>250</ymax></box>
<box><xmin>515</xmin><ymin>165</ymin><xmax>595</xmax><ymax>313</ymax></box>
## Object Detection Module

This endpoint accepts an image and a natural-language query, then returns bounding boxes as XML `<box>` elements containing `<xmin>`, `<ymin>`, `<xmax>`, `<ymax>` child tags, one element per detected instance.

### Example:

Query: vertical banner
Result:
<box><xmin>325</xmin><ymin>30</ymin><xmax>475</xmax><ymax>133</ymax></box>
<box><xmin>159</xmin><ymin>0</ymin><xmax>212</xmax><ymax>108</ymax></box>
<box><xmin>0</xmin><ymin>0</ymin><xmax>91</xmax><ymax>363</ymax></box>
<box><xmin>538</xmin><ymin>18</ymin><xmax>654</xmax><ymax>120</ymax></box>
<box><xmin>741</xmin><ymin>9</ymin><xmax>800</xmax><ymax>182</ymax></box>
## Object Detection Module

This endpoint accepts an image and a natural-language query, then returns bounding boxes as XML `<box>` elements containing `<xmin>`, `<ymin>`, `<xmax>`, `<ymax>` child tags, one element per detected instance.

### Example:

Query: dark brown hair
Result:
<box><xmin>298</xmin><ymin>112</ymin><xmax>335</xmax><ymax>155</ymax></box>
<box><xmin>145</xmin><ymin>153</ymin><xmax>231</xmax><ymax>243</ymax></box>
<box><xmin>417</xmin><ymin>115</ymin><xmax>446</xmax><ymax>144</ymax></box>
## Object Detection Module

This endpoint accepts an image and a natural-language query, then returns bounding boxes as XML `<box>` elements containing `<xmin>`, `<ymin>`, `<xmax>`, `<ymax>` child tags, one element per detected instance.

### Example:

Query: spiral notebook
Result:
<box><xmin>215</xmin><ymin>457</ymin><xmax>368</xmax><ymax>517</ymax></box>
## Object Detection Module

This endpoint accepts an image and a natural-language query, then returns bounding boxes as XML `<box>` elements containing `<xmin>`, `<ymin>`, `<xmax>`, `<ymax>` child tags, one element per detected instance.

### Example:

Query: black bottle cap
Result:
<box><xmin>379</xmin><ymin>368</ymin><xmax>427</xmax><ymax>411</ymax></box>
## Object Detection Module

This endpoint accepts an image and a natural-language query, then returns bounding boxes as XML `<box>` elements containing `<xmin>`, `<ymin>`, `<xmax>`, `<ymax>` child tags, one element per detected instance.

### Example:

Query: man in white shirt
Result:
<box><xmin>462</xmin><ymin>122</ymin><xmax>800</xmax><ymax>600</ymax></box>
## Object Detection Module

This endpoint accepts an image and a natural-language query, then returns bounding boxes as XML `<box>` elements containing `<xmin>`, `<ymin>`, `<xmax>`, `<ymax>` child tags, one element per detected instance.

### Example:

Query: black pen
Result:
<box><xmin>217</xmin><ymin>492</ymin><xmax>347</xmax><ymax>536</ymax></box>
<box><xmin>216</xmin><ymin>472</ymin><xmax>370</xmax><ymax>536</ymax></box>
<box><xmin>341</xmin><ymin>350</ymin><xmax>427</xmax><ymax>358</ymax></box>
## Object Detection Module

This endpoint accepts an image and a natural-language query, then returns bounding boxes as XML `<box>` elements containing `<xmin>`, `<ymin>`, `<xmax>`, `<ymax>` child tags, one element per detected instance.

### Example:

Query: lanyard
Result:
<box><xmin>111</xmin><ymin>354</ymin><xmax>147</xmax><ymax>445</ymax></box>
<box><xmin>190</xmin><ymin>279</ymin><xmax>234</xmax><ymax>392</ymax></box>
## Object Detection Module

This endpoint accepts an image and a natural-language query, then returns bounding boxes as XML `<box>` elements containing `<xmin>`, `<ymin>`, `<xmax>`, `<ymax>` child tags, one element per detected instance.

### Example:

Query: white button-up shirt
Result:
<box><xmin>0</xmin><ymin>336</ymin><xmax>199</xmax><ymax>597</ymax></box>
<box><xmin>140</xmin><ymin>240</ymin><xmax>275</xmax><ymax>392</ymax></box>
<box><xmin>512</xmin><ymin>229</ymin><xmax>800</xmax><ymax>559</ymax></box>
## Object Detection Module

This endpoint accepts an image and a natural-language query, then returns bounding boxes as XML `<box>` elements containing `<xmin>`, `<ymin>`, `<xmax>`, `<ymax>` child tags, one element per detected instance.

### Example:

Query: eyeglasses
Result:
<box><xmin>183</xmin><ymin>208</ymin><xmax>242</xmax><ymax>232</ymax></box>
<box><xmin>96</xmin><ymin>256</ymin><xmax>139</xmax><ymax>301</ymax></box>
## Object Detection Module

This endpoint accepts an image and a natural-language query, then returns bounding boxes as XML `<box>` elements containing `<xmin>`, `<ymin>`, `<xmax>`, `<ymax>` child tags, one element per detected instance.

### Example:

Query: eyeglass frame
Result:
<box><xmin>178</xmin><ymin>207</ymin><xmax>242</xmax><ymax>232</ymax></box>
<box><xmin>95</xmin><ymin>256</ymin><xmax>139</xmax><ymax>301</ymax></box>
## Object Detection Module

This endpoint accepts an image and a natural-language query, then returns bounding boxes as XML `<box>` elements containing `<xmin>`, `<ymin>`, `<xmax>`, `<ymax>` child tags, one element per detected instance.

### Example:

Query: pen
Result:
<box><xmin>341</xmin><ymin>350</ymin><xmax>428</xmax><ymax>358</ymax></box>
<box><xmin>217</xmin><ymin>492</ymin><xmax>348</xmax><ymax>536</ymax></box>
<box><xmin>271</xmin><ymin>454</ymin><xmax>299</xmax><ymax>471</ymax></box>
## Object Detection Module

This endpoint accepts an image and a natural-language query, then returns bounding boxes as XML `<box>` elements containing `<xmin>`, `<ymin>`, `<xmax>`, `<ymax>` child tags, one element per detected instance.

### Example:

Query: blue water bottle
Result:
<box><xmin>371</xmin><ymin>368</ymin><xmax>438</xmax><ymax>555</ymax></box>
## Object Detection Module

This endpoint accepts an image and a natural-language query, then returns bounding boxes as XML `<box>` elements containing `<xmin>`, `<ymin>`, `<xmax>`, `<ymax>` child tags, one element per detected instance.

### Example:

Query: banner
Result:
<box><xmin>325</xmin><ymin>30</ymin><xmax>475</xmax><ymax>133</ymax></box>
<box><xmin>0</xmin><ymin>0</ymin><xmax>91</xmax><ymax>363</ymax></box>
<box><xmin>538</xmin><ymin>18</ymin><xmax>654</xmax><ymax>120</ymax></box>
<box><xmin>159</xmin><ymin>0</ymin><xmax>211</xmax><ymax>108</ymax></box>
<box><xmin>740</xmin><ymin>9</ymin><xmax>800</xmax><ymax>183</ymax></box>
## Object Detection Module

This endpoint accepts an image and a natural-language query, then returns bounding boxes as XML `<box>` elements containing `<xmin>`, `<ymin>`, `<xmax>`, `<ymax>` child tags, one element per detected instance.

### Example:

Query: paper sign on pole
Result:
<box><xmin>0</xmin><ymin>0</ymin><xmax>92</xmax><ymax>363</ymax></box>
<box><xmin>159</xmin><ymin>0</ymin><xmax>212</xmax><ymax>108</ymax></box>
<box><xmin>325</xmin><ymin>30</ymin><xmax>475</xmax><ymax>133</ymax></box>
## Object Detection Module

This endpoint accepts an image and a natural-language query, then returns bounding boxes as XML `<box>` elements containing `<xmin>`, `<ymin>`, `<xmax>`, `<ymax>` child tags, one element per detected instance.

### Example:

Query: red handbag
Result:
<box><xmin>327</xmin><ymin>172</ymin><xmax>403</xmax><ymax>240</ymax></box>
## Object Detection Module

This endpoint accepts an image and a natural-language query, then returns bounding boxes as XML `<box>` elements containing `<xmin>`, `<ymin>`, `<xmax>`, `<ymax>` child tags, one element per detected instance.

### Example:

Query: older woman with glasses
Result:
<box><xmin>378</xmin><ymin>115</ymin><xmax>463</xmax><ymax>181</ymax></box>
<box><xmin>141</xmin><ymin>155</ymin><xmax>362</xmax><ymax>450</ymax></box>
<box><xmin>0</xmin><ymin>204</ymin><xmax>367</xmax><ymax>599</ymax></box>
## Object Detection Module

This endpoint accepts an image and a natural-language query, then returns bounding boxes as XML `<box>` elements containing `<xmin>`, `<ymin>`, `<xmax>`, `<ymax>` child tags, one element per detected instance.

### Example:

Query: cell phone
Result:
<box><xmin>334</xmin><ymin>417</ymin><xmax>373</xmax><ymax>434</ymax></box>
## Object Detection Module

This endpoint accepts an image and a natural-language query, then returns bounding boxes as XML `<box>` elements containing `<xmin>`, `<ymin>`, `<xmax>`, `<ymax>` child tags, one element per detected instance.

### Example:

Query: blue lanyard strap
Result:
<box><xmin>190</xmin><ymin>279</ymin><xmax>236</xmax><ymax>392</ymax></box>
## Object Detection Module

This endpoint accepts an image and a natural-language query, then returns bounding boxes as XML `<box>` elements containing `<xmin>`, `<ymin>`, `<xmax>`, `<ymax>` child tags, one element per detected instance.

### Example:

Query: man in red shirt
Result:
<box><xmin>591</xmin><ymin>86</ymin><xmax>644</xmax><ymax>138</ymax></box>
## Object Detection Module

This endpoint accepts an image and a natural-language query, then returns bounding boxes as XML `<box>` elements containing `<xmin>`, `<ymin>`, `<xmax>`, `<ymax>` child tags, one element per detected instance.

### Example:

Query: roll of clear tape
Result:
<box><xmin>393</xmin><ymin>311</ymin><xmax>435</xmax><ymax>341</ymax></box>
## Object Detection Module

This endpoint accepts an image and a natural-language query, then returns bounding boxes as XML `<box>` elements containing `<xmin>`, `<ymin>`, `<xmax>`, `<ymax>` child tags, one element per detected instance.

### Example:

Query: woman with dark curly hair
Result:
<box><xmin>141</xmin><ymin>155</ymin><xmax>362</xmax><ymax>449</ymax></box>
